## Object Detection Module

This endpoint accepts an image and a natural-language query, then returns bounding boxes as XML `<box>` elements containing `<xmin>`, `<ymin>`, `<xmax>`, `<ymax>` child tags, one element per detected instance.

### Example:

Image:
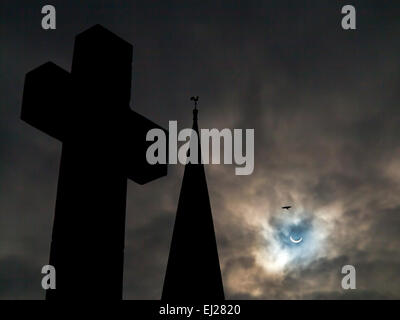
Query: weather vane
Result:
<box><xmin>190</xmin><ymin>96</ymin><xmax>199</xmax><ymax>110</ymax></box>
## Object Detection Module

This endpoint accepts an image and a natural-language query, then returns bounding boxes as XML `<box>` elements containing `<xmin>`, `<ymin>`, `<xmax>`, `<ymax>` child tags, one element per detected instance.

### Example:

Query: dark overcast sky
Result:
<box><xmin>1</xmin><ymin>0</ymin><xmax>400</xmax><ymax>299</ymax></box>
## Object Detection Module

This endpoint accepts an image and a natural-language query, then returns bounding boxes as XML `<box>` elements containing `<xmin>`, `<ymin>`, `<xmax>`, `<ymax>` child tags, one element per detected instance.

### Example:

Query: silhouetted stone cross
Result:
<box><xmin>21</xmin><ymin>25</ymin><xmax>167</xmax><ymax>300</ymax></box>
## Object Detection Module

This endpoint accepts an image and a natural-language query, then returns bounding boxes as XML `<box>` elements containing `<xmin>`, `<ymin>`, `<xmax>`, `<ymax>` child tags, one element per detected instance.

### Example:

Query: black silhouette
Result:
<box><xmin>190</xmin><ymin>96</ymin><xmax>199</xmax><ymax>108</ymax></box>
<box><xmin>21</xmin><ymin>25</ymin><xmax>167</xmax><ymax>299</ymax></box>
<box><xmin>162</xmin><ymin>97</ymin><xmax>225</xmax><ymax>301</ymax></box>
<box><xmin>282</xmin><ymin>206</ymin><xmax>292</xmax><ymax>210</ymax></box>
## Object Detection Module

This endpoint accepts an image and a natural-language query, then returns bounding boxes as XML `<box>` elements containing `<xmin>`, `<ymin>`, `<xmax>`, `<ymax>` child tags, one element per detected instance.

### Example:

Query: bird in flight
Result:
<box><xmin>282</xmin><ymin>206</ymin><xmax>292</xmax><ymax>210</ymax></box>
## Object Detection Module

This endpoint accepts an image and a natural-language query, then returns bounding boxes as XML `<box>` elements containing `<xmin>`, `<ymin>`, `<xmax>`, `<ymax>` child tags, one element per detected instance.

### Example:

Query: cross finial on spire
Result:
<box><xmin>190</xmin><ymin>96</ymin><xmax>199</xmax><ymax>122</ymax></box>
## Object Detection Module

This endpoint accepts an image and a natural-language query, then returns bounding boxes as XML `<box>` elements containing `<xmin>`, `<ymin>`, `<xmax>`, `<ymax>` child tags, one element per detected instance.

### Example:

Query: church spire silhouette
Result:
<box><xmin>162</xmin><ymin>97</ymin><xmax>225</xmax><ymax>301</ymax></box>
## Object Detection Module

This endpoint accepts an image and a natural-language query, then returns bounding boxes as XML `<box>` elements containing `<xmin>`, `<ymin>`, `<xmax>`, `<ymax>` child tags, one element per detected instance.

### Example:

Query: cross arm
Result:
<box><xmin>125</xmin><ymin>109</ymin><xmax>168</xmax><ymax>185</ymax></box>
<box><xmin>21</xmin><ymin>62</ymin><xmax>72</xmax><ymax>141</ymax></box>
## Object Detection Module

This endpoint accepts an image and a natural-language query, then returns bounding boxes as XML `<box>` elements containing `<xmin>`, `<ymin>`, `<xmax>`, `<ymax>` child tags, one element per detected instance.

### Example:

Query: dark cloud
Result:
<box><xmin>123</xmin><ymin>211</ymin><xmax>174</xmax><ymax>299</ymax></box>
<box><xmin>1</xmin><ymin>0</ymin><xmax>400</xmax><ymax>299</ymax></box>
<box><xmin>0</xmin><ymin>255</ymin><xmax>42</xmax><ymax>299</ymax></box>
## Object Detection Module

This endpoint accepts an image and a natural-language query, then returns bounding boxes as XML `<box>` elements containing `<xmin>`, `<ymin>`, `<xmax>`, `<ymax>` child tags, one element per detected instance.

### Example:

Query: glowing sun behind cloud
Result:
<box><xmin>255</xmin><ymin>208</ymin><xmax>330</xmax><ymax>275</ymax></box>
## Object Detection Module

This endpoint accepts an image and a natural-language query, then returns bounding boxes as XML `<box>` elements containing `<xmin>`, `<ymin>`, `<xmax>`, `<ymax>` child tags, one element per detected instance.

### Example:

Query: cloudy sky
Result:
<box><xmin>1</xmin><ymin>0</ymin><xmax>400</xmax><ymax>299</ymax></box>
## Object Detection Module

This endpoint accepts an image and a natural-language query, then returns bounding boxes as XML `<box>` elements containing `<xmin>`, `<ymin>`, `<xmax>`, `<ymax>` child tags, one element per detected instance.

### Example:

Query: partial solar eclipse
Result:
<box><xmin>289</xmin><ymin>235</ymin><xmax>303</xmax><ymax>244</ymax></box>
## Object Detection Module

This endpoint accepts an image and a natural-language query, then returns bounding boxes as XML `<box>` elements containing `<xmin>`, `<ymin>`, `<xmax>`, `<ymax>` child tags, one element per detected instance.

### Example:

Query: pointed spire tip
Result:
<box><xmin>190</xmin><ymin>96</ymin><xmax>199</xmax><ymax>121</ymax></box>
